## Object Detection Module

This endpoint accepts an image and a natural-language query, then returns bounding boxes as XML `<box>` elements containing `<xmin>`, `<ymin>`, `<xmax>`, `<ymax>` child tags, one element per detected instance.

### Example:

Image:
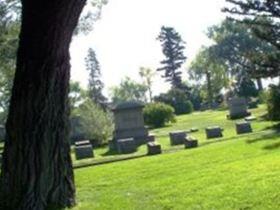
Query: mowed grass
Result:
<box><xmin>71</xmin><ymin>106</ymin><xmax>280</xmax><ymax>210</ymax></box>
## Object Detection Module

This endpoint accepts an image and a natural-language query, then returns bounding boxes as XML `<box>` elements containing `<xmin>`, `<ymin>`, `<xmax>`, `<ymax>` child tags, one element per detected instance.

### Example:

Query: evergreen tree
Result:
<box><xmin>157</xmin><ymin>26</ymin><xmax>187</xmax><ymax>89</ymax></box>
<box><xmin>85</xmin><ymin>48</ymin><xmax>107</xmax><ymax>106</ymax></box>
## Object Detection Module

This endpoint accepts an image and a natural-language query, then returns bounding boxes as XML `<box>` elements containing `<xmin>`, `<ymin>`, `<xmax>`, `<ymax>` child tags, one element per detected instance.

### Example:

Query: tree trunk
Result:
<box><xmin>206</xmin><ymin>71</ymin><xmax>214</xmax><ymax>108</ymax></box>
<box><xmin>256</xmin><ymin>78</ymin><xmax>263</xmax><ymax>91</ymax></box>
<box><xmin>0</xmin><ymin>0</ymin><xmax>86</xmax><ymax>209</ymax></box>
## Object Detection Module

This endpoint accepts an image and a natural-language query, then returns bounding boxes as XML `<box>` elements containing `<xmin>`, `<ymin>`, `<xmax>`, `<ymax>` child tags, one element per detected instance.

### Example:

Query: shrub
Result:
<box><xmin>154</xmin><ymin>88</ymin><xmax>194</xmax><ymax>115</ymax></box>
<box><xmin>144</xmin><ymin>103</ymin><xmax>175</xmax><ymax>128</ymax></box>
<box><xmin>71</xmin><ymin>99</ymin><xmax>114</xmax><ymax>145</ymax></box>
<box><xmin>258</xmin><ymin>90</ymin><xmax>269</xmax><ymax>104</ymax></box>
<box><xmin>267</xmin><ymin>84</ymin><xmax>280</xmax><ymax>121</ymax></box>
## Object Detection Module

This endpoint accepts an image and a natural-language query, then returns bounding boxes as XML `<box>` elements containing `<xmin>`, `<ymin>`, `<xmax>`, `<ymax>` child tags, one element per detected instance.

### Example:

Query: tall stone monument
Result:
<box><xmin>110</xmin><ymin>101</ymin><xmax>148</xmax><ymax>151</ymax></box>
<box><xmin>227</xmin><ymin>97</ymin><xmax>251</xmax><ymax>119</ymax></box>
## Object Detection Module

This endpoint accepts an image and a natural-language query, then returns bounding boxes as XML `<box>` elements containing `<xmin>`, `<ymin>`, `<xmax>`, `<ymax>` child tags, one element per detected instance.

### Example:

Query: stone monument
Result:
<box><xmin>227</xmin><ymin>97</ymin><xmax>251</xmax><ymax>119</ymax></box>
<box><xmin>110</xmin><ymin>101</ymin><xmax>148</xmax><ymax>152</ymax></box>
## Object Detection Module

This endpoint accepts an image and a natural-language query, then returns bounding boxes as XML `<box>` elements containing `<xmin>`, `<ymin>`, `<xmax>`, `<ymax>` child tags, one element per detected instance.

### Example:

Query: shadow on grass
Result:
<box><xmin>263</xmin><ymin>142</ymin><xmax>280</xmax><ymax>150</ymax></box>
<box><xmin>101</xmin><ymin>149</ymin><xmax>118</xmax><ymax>157</ymax></box>
<box><xmin>246</xmin><ymin>131</ymin><xmax>279</xmax><ymax>144</ymax></box>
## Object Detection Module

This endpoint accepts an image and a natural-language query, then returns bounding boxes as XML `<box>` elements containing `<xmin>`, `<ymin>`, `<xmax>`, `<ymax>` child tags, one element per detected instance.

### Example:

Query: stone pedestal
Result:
<box><xmin>147</xmin><ymin>142</ymin><xmax>161</xmax><ymax>155</ymax></box>
<box><xmin>116</xmin><ymin>138</ymin><xmax>136</xmax><ymax>154</ymax></box>
<box><xmin>169</xmin><ymin>131</ymin><xmax>187</xmax><ymax>145</ymax></box>
<box><xmin>205</xmin><ymin>126</ymin><xmax>223</xmax><ymax>139</ymax></box>
<box><xmin>228</xmin><ymin>97</ymin><xmax>251</xmax><ymax>119</ymax></box>
<box><xmin>112</xmin><ymin>102</ymin><xmax>148</xmax><ymax>147</ymax></box>
<box><xmin>236</xmin><ymin>122</ymin><xmax>252</xmax><ymax>134</ymax></box>
<box><xmin>75</xmin><ymin>145</ymin><xmax>94</xmax><ymax>160</ymax></box>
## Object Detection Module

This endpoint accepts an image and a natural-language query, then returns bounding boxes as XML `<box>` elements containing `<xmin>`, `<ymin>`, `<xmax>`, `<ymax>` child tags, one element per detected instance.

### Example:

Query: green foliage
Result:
<box><xmin>157</xmin><ymin>26</ymin><xmax>186</xmax><ymax>88</ymax></box>
<box><xmin>0</xmin><ymin>1</ymin><xmax>19</xmax><ymax>121</ymax></box>
<box><xmin>143</xmin><ymin>102</ymin><xmax>175</xmax><ymax>128</ymax></box>
<box><xmin>258</xmin><ymin>90</ymin><xmax>269</xmax><ymax>104</ymax></box>
<box><xmin>69</xmin><ymin>81</ymin><xmax>87</xmax><ymax>110</ymax></box>
<box><xmin>154</xmin><ymin>88</ymin><xmax>194</xmax><ymax>115</ymax></box>
<box><xmin>72</xmin><ymin>99</ymin><xmax>114</xmax><ymax>145</ymax></box>
<box><xmin>110</xmin><ymin>77</ymin><xmax>148</xmax><ymax>104</ymax></box>
<box><xmin>235</xmin><ymin>77</ymin><xmax>258</xmax><ymax>98</ymax></box>
<box><xmin>267</xmin><ymin>84</ymin><xmax>280</xmax><ymax>121</ymax></box>
<box><xmin>139</xmin><ymin>67</ymin><xmax>155</xmax><ymax>102</ymax></box>
<box><xmin>209</xmin><ymin>18</ymin><xmax>279</xmax><ymax>78</ymax></box>
<box><xmin>189</xmin><ymin>47</ymin><xmax>229</xmax><ymax>105</ymax></box>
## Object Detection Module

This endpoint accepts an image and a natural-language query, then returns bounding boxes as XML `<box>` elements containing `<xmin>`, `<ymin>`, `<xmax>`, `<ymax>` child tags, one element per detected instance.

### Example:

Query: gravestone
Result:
<box><xmin>147</xmin><ymin>142</ymin><xmax>161</xmax><ymax>155</ymax></box>
<box><xmin>0</xmin><ymin>125</ymin><xmax>5</xmax><ymax>142</ymax></box>
<box><xmin>112</xmin><ymin>101</ymin><xmax>148</xmax><ymax>147</ymax></box>
<box><xmin>227</xmin><ymin>97</ymin><xmax>251</xmax><ymax>119</ymax></box>
<box><xmin>205</xmin><ymin>126</ymin><xmax>223</xmax><ymax>139</ymax></box>
<box><xmin>169</xmin><ymin>131</ymin><xmax>187</xmax><ymax>145</ymax></box>
<box><xmin>116</xmin><ymin>138</ymin><xmax>136</xmax><ymax>154</ymax></box>
<box><xmin>236</xmin><ymin>122</ymin><xmax>252</xmax><ymax>134</ymax></box>
<box><xmin>184</xmin><ymin>136</ymin><xmax>198</xmax><ymax>149</ymax></box>
<box><xmin>75</xmin><ymin>140</ymin><xmax>94</xmax><ymax>160</ymax></box>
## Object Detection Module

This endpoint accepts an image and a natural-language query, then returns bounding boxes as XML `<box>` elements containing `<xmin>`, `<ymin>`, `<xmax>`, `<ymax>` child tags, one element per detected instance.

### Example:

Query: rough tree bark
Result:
<box><xmin>0</xmin><ymin>0</ymin><xmax>86</xmax><ymax>209</ymax></box>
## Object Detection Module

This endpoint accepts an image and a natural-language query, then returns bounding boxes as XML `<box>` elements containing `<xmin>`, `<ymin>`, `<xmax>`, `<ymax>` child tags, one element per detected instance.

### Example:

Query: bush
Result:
<box><xmin>144</xmin><ymin>103</ymin><xmax>175</xmax><ymax>128</ymax></box>
<box><xmin>258</xmin><ymin>90</ymin><xmax>269</xmax><ymax>104</ymax></box>
<box><xmin>154</xmin><ymin>88</ymin><xmax>194</xmax><ymax>115</ymax></box>
<box><xmin>267</xmin><ymin>85</ymin><xmax>280</xmax><ymax>121</ymax></box>
<box><xmin>71</xmin><ymin>99</ymin><xmax>114</xmax><ymax>145</ymax></box>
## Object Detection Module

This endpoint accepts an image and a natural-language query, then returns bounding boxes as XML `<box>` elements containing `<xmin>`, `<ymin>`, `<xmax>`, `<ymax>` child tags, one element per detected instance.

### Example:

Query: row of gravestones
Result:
<box><xmin>74</xmin><ymin>120</ymin><xmax>254</xmax><ymax>160</ymax></box>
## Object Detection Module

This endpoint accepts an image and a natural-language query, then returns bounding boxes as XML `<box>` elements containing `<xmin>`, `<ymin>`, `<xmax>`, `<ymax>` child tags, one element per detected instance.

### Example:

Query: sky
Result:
<box><xmin>70</xmin><ymin>0</ymin><xmax>228</xmax><ymax>97</ymax></box>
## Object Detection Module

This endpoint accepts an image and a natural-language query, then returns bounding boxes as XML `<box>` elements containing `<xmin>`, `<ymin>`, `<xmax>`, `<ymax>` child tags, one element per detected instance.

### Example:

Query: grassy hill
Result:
<box><xmin>70</xmin><ymin>106</ymin><xmax>280</xmax><ymax>210</ymax></box>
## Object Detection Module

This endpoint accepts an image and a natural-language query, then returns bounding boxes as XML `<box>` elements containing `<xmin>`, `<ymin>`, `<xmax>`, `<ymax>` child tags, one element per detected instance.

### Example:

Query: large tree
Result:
<box><xmin>85</xmin><ymin>47</ymin><xmax>107</xmax><ymax>106</ymax></box>
<box><xmin>0</xmin><ymin>0</ymin><xmax>87</xmax><ymax>209</ymax></box>
<box><xmin>157</xmin><ymin>26</ymin><xmax>187</xmax><ymax>89</ymax></box>
<box><xmin>223</xmin><ymin>0</ymin><xmax>280</xmax><ymax>77</ymax></box>
<box><xmin>189</xmin><ymin>47</ymin><xmax>229</xmax><ymax>106</ymax></box>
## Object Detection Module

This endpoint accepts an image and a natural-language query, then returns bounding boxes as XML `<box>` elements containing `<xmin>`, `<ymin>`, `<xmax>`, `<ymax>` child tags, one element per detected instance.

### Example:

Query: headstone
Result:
<box><xmin>0</xmin><ymin>125</ymin><xmax>5</xmax><ymax>142</ymax></box>
<box><xmin>227</xmin><ymin>97</ymin><xmax>251</xmax><ymax>119</ymax></box>
<box><xmin>147</xmin><ymin>134</ymin><xmax>156</xmax><ymax>142</ymax></box>
<box><xmin>112</xmin><ymin>101</ymin><xmax>148</xmax><ymax>147</ymax></box>
<box><xmin>236</xmin><ymin>122</ymin><xmax>252</xmax><ymax>134</ymax></box>
<box><xmin>205</xmin><ymin>126</ymin><xmax>223</xmax><ymax>139</ymax></box>
<box><xmin>75</xmin><ymin>140</ymin><xmax>94</xmax><ymax>160</ymax></box>
<box><xmin>147</xmin><ymin>142</ymin><xmax>161</xmax><ymax>155</ymax></box>
<box><xmin>116</xmin><ymin>138</ymin><xmax>136</xmax><ymax>154</ymax></box>
<box><xmin>184</xmin><ymin>136</ymin><xmax>198</xmax><ymax>149</ymax></box>
<box><xmin>169</xmin><ymin>131</ymin><xmax>187</xmax><ymax>145</ymax></box>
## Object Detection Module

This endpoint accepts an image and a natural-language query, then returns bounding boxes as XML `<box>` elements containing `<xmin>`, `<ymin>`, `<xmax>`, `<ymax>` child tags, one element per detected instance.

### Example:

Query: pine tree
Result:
<box><xmin>85</xmin><ymin>48</ymin><xmax>107</xmax><ymax>106</ymax></box>
<box><xmin>157</xmin><ymin>26</ymin><xmax>187</xmax><ymax>89</ymax></box>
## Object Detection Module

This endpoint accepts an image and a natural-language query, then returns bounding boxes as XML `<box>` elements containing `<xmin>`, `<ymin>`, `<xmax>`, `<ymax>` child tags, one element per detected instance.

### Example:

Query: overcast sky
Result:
<box><xmin>70</xmin><ymin>0</ymin><xmax>228</xmax><ymax>97</ymax></box>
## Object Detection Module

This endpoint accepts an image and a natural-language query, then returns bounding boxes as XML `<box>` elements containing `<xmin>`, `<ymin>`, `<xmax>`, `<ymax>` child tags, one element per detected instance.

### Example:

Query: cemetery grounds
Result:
<box><xmin>1</xmin><ymin>105</ymin><xmax>280</xmax><ymax>209</ymax></box>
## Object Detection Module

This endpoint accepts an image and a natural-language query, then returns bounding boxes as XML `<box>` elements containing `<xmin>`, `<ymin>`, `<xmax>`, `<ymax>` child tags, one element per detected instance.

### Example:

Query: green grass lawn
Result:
<box><xmin>70</xmin><ymin>105</ymin><xmax>280</xmax><ymax>210</ymax></box>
